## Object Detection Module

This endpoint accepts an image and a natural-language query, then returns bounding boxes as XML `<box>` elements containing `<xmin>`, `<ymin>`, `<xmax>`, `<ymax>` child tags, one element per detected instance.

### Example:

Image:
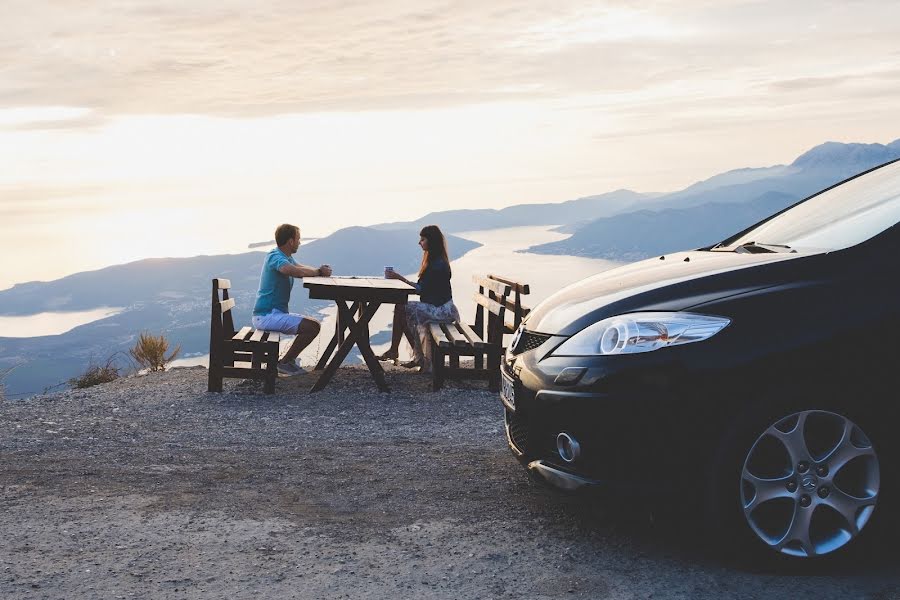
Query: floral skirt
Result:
<box><xmin>405</xmin><ymin>299</ymin><xmax>460</xmax><ymax>368</ymax></box>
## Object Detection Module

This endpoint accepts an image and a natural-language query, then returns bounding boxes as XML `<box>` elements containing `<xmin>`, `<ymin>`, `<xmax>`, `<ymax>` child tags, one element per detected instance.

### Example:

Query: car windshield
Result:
<box><xmin>719</xmin><ymin>159</ymin><xmax>900</xmax><ymax>252</ymax></box>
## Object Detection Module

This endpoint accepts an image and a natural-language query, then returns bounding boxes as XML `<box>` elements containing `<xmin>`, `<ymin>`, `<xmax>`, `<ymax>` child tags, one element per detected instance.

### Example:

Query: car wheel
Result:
<box><xmin>709</xmin><ymin>407</ymin><xmax>883</xmax><ymax>563</ymax></box>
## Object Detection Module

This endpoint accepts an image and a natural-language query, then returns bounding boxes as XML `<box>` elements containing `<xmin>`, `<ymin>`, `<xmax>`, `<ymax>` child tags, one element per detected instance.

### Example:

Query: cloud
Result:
<box><xmin>0</xmin><ymin>107</ymin><xmax>108</xmax><ymax>131</ymax></box>
<box><xmin>3</xmin><ymin>114</ymin><xmax>108</xmax><ymax>131</ymax></box>
<box><xmin>766</xmin><ymin>67</ymin><xmax>900</xmax><ymax>93</ymax></box>
<box><xmin>5</xmin><ymin>0</ymin><xmax>895</xmax><ymax>121</ymax></box>
<box><xmin>768</xmin><ymin>75</ymin><xmax>852</xmax><ymax>92</ymax></box>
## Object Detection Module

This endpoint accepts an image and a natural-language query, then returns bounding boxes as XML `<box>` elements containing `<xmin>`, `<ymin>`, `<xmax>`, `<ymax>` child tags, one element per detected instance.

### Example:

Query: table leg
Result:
<box><xmin>353</xmin><ymin>302</ymin><xmax>389</xmax><ymax>392</ymax></box>
<box><xmin>314</xmin><ymin>300</ymin><xmax>357</xmax><ymax>371</ymax></box>
<box><xmin>310</xmin><ymin>301</ymin><xmax>381</xmax><ymax>392</ymax></box>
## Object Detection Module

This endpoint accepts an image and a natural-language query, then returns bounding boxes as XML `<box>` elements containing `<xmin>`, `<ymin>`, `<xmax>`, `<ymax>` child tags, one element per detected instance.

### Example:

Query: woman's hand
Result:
<box><xmin>386</xmin><ymin>269</ymin><xmax>402</xmax><ymax>280</ymax></box>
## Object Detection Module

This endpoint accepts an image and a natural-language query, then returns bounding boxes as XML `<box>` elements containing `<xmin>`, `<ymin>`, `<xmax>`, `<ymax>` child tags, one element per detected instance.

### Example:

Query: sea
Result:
<box><xmin>0</xmin><ymin>307</ymin><xmax>125</xmax><ymax>338</ymax></box>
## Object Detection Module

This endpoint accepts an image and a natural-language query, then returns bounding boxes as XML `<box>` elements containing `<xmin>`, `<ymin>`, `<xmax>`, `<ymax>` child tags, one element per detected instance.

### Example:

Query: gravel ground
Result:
<box><xmin>2</xmin><ymin>365</ymin><xmax>899</xmax><ymax>599</ymax></box>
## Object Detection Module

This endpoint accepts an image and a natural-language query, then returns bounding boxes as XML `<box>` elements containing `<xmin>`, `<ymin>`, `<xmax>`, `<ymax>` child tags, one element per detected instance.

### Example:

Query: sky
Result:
<box><xmin>2</xmin><ymin>0</ymin><xmax>900</xmax><ymax>290</ymax></box>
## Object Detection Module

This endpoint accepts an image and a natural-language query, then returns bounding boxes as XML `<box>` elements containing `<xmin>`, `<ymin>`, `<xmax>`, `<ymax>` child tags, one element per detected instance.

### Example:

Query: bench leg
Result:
<box><xmin>432</xmin><ymin>341</ymin><xmax>444</xmax><ymax>391</ymax></box>
<box><xmin>208</xmin><ymin>365</ymin><xmax>223</xmax><ymax>393</ymax></box>
<box><xmin>263</xmin><ymin>342</ymin><xmax>278</xmax><ymax>394</ymax></box>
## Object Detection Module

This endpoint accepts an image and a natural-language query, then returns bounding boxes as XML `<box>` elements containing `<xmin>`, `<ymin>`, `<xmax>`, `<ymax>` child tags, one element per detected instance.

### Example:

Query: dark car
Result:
<box><xmin>501</xmin><ymin>158</ymin><xmax>900</xmax><ymax>561</ymax></box>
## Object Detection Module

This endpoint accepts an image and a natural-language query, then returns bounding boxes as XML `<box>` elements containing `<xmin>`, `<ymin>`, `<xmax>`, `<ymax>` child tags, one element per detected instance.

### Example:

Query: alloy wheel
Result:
<box><xmin>740</xmin><ymin>410</ymin><xmax>880</xmax><ymax>558</ymax></box>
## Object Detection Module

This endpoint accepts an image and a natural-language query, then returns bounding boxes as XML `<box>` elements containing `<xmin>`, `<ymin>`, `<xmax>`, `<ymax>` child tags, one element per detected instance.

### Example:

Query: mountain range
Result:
<box><xmin>528</xmin><ymin>191</ymin><xmax>797</xmax><ymax>260</ymax></box>
<box><xmin>369</xmin><ymin>139</ymin><xmax>900</xmax><ymax>260</ymax></box>
<box><xmin>373</xmin><ymin>188</ymin><xmax>655</xmax><ymax>232</ymax></box>
<box><xmin>530</xmin><ymin>139</ymin><xmax>900</xmax><ymax>258</ymax></box>
<box><xmin>2</xmin><ymin>137</ymin><xmax>898</xmax><ymax>398</ymax></box>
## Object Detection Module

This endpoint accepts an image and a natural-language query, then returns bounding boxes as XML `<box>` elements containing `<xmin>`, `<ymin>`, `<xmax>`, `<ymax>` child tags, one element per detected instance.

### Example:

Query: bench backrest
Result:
<box><xmin>210</xmin><ymin>278</ymin><xmax>237</xmax><ymax>342</ymax></box>
<box><xmin>472</xmin><ymin>274</ymin><xmax>530</xmax><ymax>347</ymax></box>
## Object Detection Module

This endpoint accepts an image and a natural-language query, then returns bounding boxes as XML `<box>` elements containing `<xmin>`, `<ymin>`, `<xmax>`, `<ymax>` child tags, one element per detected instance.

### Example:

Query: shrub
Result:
<box><xmin>70</xmin><ymin>362</ymin><xmax>120</xmax><ymax>389</ymax></box>
<box><xmin>130</xmin><ymin>332</ymin><xmax>181</xmax><ymax>373</ymax></box>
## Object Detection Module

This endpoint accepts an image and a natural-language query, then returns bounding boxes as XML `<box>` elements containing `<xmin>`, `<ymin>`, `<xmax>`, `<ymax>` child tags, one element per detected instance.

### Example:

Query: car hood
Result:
<box><xmin>525</xmin><ymin>250</ymin><xmax>810</xmax><ymax>336</ymax></box>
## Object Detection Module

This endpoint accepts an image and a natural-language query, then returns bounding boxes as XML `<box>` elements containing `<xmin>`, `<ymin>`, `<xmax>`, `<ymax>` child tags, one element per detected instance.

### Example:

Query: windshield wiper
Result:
<box><xmin>733</xmin><ymin>241</ymin><xmax>795</xmax><ymax>254</ymax></box>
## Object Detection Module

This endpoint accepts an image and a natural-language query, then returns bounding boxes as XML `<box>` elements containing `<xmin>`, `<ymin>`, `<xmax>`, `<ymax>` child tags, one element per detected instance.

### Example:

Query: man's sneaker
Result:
<box><xmin>277</xmin><ymin>360</ymin><xmax>305</xmax><ymax>377</ymax></box>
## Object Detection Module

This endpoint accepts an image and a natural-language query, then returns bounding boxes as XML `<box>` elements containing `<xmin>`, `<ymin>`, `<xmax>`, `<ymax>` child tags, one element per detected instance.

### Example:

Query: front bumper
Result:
<box><xmin>502</xmin><ymin>340</ymin><xmax>727</xmax><ymax>494</ymax></box>
<box><xmin>526</xmin><ymin>460</ymin><xmax>602</xmax><ymax>491</ymax></box>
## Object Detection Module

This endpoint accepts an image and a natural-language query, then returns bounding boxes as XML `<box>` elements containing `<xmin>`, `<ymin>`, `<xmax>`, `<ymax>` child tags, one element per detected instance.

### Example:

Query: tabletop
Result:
<box><xmin>303</xmin><ymin>276</ymin><xmax>416</xmax><ymax>302</ymax></box>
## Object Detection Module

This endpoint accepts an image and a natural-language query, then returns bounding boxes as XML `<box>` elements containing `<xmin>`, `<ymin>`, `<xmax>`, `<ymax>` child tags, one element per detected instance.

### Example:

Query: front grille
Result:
<box><xmin>505</xmin><ymin>408</ymin><xmax>529</xmax><ymax>454</ymax></box>
<box><xmin>512</xmin><ymin>330</ymin><xmax>552</xmax><ymax>355</ymax></box>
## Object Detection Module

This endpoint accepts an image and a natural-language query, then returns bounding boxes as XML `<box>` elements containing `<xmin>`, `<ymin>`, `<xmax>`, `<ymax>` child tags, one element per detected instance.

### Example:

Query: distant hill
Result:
<box><xmin>530</xmin><ymin>139</ymin><xmax>900</xmax><ymax>258</ymax></box>
<box><xmin>646</xmin><ymin>139</ymin><xmax>900</xmax><ymax>211</ymax></box>
<box><xmin>527</xmin><ymin>192</ymin><xmax>798</xmax><ymax>260</ymax></box>
<box><xmin>0</xmin><ymin>227</ymin><xmax>480</xmax><ymax>397</ymax></box>
<box><xmin>375</xmin><ymin>139</ymin><xmax>900</xmax><ymax>249</ymax></box>
<box><xmin>791</xmin><ymin>140</ymin><xmax>900</xmax><ymax>170</ymax></box>
<box><xmin>373</xmin><ymin>189</ymin><xmax>654</xmax><ymax>232</ymax></box>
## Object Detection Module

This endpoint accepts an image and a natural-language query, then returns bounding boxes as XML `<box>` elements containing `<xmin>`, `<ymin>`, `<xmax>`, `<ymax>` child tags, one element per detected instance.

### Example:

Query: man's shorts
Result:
<box><xmin>251</xmin><ymin>309</ymin><xmax>306</xmax><ymax>335</ymax></box>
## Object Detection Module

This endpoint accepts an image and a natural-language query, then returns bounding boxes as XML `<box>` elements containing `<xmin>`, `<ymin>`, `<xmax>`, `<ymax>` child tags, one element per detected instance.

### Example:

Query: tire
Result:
<box><xmin>706</xmin><ymin>397</ymin><xmax>888</xmax><ymax>567</ymax></box>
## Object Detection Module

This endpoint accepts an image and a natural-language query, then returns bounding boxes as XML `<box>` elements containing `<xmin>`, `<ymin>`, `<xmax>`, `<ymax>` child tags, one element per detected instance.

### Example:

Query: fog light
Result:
<box><xmin>556</xmin><ymin>432</ymin><xmax>581</xmax><ymax>463</ymax></box>
<box><xmin>554</xmin><ymin>367</ymin><xmax>586</xmax><ymax>386</ymax></box>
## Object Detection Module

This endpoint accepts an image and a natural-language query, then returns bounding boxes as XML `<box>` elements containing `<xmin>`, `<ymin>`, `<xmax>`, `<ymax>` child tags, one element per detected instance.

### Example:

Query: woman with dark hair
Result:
<box><xmin>379</xmin><ymin>225</ymin><xmax>460</xmax><ymax>373</ymax></box>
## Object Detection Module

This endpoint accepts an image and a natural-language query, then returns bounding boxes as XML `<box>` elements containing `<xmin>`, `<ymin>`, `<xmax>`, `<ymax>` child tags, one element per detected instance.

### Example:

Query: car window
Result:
<box><xmin>724</xmin><ymin>160</ymin><xmax>900</xmax><ymax>252</ymax></box>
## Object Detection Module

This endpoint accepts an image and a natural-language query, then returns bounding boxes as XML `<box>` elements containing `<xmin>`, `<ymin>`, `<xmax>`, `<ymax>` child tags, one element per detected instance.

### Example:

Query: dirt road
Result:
<box><xmin>2</xmin><ymin>367</ymin><xmax>898</xmax><ymax>599</ymax></box>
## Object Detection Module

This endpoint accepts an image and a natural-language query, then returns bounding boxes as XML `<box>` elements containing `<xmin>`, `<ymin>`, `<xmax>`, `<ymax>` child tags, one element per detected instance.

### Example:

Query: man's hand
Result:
<box><xmin>279</xmin><ymin>263</ymin><xmax>331</xmax><ymax>278</ymax></box>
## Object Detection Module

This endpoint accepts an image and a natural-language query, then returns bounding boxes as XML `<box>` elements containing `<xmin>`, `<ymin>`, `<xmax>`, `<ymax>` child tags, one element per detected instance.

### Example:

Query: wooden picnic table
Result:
<box><xmin>304</xmin><ymin>276</ymin><xmax>416</xmax><ymax>393</ymax></box>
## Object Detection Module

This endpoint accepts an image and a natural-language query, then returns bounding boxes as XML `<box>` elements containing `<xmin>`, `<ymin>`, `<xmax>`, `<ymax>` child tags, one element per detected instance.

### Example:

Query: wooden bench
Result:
<box><xmin>208</xmin><ymin>278</ymin><xmax>281</xmax><ymax>394</ymax></box>
<box><xmin>429</xmin><ymin>274</ymin><xmax>530</xmax><ymax>392</ymax></box>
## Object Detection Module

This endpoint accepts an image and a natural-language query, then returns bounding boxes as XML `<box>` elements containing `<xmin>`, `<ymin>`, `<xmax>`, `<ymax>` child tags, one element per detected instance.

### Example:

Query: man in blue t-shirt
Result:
<box><xmin>252</xmin><ymin>223</ymin><xmax>333</xmax><ymax>376</ymax></box>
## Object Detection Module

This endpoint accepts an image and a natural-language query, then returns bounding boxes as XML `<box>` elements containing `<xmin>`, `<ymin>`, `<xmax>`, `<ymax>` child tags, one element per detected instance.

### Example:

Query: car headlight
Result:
<box><xmin>551</xmin><ymin>312</ymin><xmax>731</xmax><ymax>356</ymax></box>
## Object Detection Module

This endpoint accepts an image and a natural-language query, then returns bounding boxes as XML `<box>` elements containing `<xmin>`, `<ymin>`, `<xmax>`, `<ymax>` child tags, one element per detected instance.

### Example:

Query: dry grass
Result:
<box><xmin>69</xmin><ymin>362</ymin><xmax>120</xmax><ymax>389</ymax></box>
<box><xmin>130</xmin><ymin>332</ymin><xmax>181</xmax><ymax>373</ymax></box>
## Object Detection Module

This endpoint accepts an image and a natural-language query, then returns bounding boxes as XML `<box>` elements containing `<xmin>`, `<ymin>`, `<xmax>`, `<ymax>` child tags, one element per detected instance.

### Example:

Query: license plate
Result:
<box><xmin>500</xmin><ymin>372</ymin><xmax>516</xmax><ymax>411</ymax></box>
